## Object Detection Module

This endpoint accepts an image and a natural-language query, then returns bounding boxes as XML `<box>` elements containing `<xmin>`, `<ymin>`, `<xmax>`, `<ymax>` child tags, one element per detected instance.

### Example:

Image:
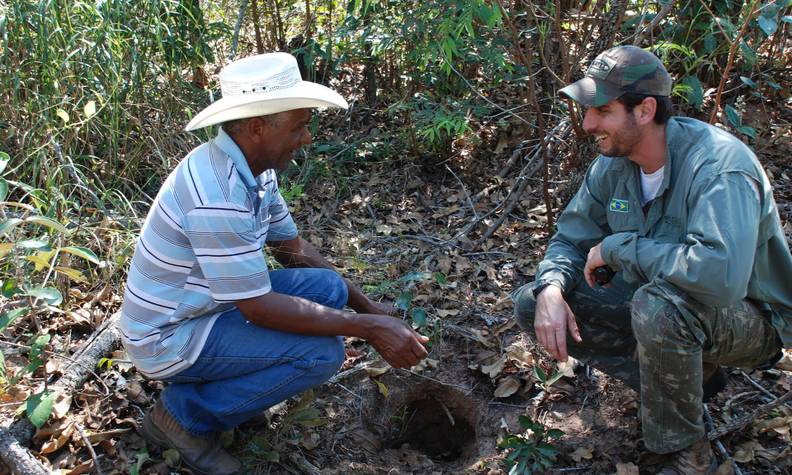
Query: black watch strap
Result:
<box><xmin>532</xmin><ymin>281</ymin><xmax>554</xmax><ymax>299</ymax></box>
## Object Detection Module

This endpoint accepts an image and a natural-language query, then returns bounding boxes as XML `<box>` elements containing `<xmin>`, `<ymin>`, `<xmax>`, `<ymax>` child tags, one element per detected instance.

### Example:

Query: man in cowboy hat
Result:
<box><xmin>119</xmin><ymin>52</ymin><xmax>429</xmax><ymax>474</ymax></box>
<box><xmin>511</xmin><ymin>45</ymin><xmax>792</xmax><ymax>474</ymax></box>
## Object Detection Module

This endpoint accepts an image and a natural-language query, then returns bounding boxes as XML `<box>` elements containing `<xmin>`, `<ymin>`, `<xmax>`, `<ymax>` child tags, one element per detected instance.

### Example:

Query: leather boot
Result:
<box><xmin>658</xmin><ymin>437</ymin><xmax>717</xmax><ymax>475</ymax></box>
<box><xmin>141</xmin><ymin>400</ymin><xmax>241</xmax><ymax>475</ymax></box>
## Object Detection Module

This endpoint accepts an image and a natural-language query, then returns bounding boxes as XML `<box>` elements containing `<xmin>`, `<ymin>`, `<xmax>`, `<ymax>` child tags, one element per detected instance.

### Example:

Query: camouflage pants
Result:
<box><xmin>511</xmin><ymin>276</ymin><xmax>782</xmax><ymax>453</ymax></box>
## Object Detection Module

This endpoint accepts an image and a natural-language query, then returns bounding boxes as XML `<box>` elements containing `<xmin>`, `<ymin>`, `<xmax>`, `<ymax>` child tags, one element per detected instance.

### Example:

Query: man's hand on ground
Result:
<box><xmin>534</xmin><ymin>285</ymin><xmax>582</xmax><ymax>362</ymax></box>
<box><xmin>363</xmin><ymin>315</ymin><xmax>430</xmax><ymax>368</ymax></box>
<box><xmin>584</xmin><ymin>243</ymin><xmax>607</xmax><ymax>288</ymax></box>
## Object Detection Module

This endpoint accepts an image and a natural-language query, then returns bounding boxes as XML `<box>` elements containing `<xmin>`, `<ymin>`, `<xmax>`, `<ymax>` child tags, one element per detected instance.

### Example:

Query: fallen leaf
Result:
<box><xmin>714</xmin><ymin>460</ymin><xmax>735</xmax><ymax>475</ymax></box>
<box><xmin>613</xmin><ymin>462</ymin><xmax>639</xmax><ymax>475</ymax></box>
<box><xmin>481</xmin><ymin>354</ymin><xmax>508</xmax><ymax>379</ymax></box>
<box><xmin>365</xmin><ymin>365</ymin><xmax>390</xmax><ymax>377</ymax></box>
<box><xmin>52</xmin><ymin>393</ymin><xmax>72</xmax><ymax>419</ymax></box>
<box><xmin>733</xmin><ymin>440</ymin><xmax>763</xmax><ymax>463</ymax></box>
<box><xmin>374</xmin><ymin>379</ymin><xmax>389</xmax><ymax>398</ymax></box>
<box><xmin>570</xmin><ymin>446</ymin><xmax>593</xmax><ymax>462</ymax></box>
<box><xmin>505</xmin><ymin>344</ymin><xmax>534</xmax><ymax>368</ymax></box>
<box><xmin>494</xmin><ymin>377</ymin><xmax>521</xmax><ymax>398</ymax></box>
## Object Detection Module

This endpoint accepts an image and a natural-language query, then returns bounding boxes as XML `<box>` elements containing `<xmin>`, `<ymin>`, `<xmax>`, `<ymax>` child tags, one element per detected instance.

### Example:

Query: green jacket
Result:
<box><xmin>537</xmin><ymin>117</ymin><xmax>792</xmax><ymax>347</ymax></box>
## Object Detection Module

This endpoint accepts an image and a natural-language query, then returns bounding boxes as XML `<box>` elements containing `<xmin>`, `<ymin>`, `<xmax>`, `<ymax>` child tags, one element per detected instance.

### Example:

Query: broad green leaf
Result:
<box><xmin>25</xmin><ymin>216</ymin><xmax>69</xmax><ymax>234</ymax></box>
<box><xmin>767</xmin><ymin>80</ymin><xmax>782</xmax><ymax>90</ymax></box>
<box><xmin>738</xmin><ymin>126</ymin><xmax>756</xmax><ymax>139</ymax></box>
<box><xmin>0</xmin><ymin>151</ymin><xmax>9</xmax><ymax>173</ymax></box>
<box><xmin>0</xmin><ymin>178</ymin><xmax>7</xmax><ymax>202</ymax></box>
<box><xmin>739</xmin><ymin>41</ymin><xmax>757</xmax><ymax>68</ymax></box>
<box><xmin>130</xmin><ymin>449</ymin><xmax>150</xmax><ymax>475</ymax></box>
<box><xmin>758</xmin><ymin>15</ymin><xmax>777</xmax><ymax>36</ymax></box>
<box><xmin>533</xmin><ymin>365</ymin><xmax>547</xmax><ymax>382</ymax></box>
<box><xmin>17</xmin><ymin>239</ymin><xmax>49</xmax><ymax>250</ymax></box>
<box><xmin>546</xmin><ymin>428</ymin><xmax>565</xmax><ymax>439</ymax></box>
<box><xmin>288</xmin><ymin>406</ymin><xmax>324</xmax><ymax>427</ymax></box>
<box><xmin>679</xmin><ymin>76</ymin><xmax>704</xmax><ymax>110</ymax></box>
<box><xmin>740</xmin><ymin>76</ymin><xmax>757</xmax><ymax>89</ymax></box>
<box><xmin>55</xmin><ymin>266</ymin><xmax>87</xmax><ymax>283</ymax></box>
<box><xmin>0</xmin><ymin>243</ymin><xmax>12</xmax><ymax>259</ymax></box>
<box><xmin>409</xmin><ymin>307</ymin><xmax>427</xmax><ymax>327</ymax></box>
<box><xmin>25</xmin><ymin>286</ymin><xmax>63</xmax><ymax>305</ymax></box>
<box><xmin>395</xmin><ymin>291</ymin><xmax>413</xmax><ymax>311</ymax></box>
<box><xmin>433</xmin><ymin>272</ymin><xmax>448</xmax><ymax>285</ymax></box>
<box><xmin>83</xmin><ymin>100</ymin><xmax>96</xmax><ymax>119</ymax></box>
<box><xmin>725</xmin><ymin>105</ymin><xmax>742</xmax><ymax>127</ymax></box>
<box><xmin>0</xmin><ymin>218</ymin><xmax>22</xmax><ymax>235</ymax></box>
<box><xmin>26</xmin><ymin>389</ymin><xmax>57</xmax><ymax>428</ymax></box>
<box><xmin>0</xmin><ymin>307</ymin><xmax>29</xmax><ymax>332</ymax></box>
<box><xmin>1</xmin><ymin>279</ymin><xmax>19</xmax><ymax>297</ymax></box>
<box><xmin>60</xmin><ymin>246</ymin><xmax>100</xmax><ymax>264</ymax></box>
<box><xmin>55</xmin><ymin>109</ymin><xmax>70</xmax><ymax>124</ymax></box>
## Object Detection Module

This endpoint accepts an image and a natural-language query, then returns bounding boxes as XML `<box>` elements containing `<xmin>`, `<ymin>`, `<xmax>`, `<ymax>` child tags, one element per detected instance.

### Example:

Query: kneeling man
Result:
<box><xmin>119</xmin><ymin>53</ymin><xmax>429</xmax><ymax>474</ymax></box>
<box><xmin>511</xmin><ymin>46</ymin><xmax>791</xmax><ymax>474</ymax></box>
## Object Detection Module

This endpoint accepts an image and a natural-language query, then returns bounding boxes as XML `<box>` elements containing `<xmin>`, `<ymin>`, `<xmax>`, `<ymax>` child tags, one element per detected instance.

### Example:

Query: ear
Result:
<box><xmin>246</xmin><ymin>117</ymin><xmax>270</xmax><ymax>143</ymax></box>
<box><xmin>634</xmin><ymin>97</ymin><xmax>657</xmax><ymax>125</ymax></box>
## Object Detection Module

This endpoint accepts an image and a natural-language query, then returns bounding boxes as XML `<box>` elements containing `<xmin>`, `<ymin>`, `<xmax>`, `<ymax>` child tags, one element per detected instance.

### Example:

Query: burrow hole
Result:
<box><xmin>385</xmin><ymin>396</ymin><xmax>476</xmax><ymax>461</ymax></box>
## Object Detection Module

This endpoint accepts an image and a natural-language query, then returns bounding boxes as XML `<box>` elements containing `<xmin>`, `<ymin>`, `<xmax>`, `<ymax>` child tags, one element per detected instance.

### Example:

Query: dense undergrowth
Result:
<box><xmin>0</xmin><ymin>0</ymin><xmax>789</xmax><ymax>472</ymax></box>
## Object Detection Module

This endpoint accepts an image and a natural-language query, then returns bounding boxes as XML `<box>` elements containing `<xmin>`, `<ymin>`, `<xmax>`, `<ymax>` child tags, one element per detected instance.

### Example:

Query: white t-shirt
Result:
<box><xmin>640</xmin><ymin>166</ymin><xmax>665</xmax><ymax>205</ymax></box>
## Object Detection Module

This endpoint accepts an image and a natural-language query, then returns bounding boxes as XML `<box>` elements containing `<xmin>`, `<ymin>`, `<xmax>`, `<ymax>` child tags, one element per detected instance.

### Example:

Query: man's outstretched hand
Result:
<box><xmin>534</xmin><ymin>284</ymin><xmax>582</xmax><ymax>362</ymax></box>
<box><xmin>363</xmin><ymin>315</ymin><xmax>430</xmax><ymax>368</ymax></box>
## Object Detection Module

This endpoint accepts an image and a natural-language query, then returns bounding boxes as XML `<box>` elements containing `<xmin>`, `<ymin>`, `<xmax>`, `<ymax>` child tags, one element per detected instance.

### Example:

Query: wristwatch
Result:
<box><xmin>532</xmin><ymin>281</ymin><xmax>555</xmax><ymax>299</ymax></box>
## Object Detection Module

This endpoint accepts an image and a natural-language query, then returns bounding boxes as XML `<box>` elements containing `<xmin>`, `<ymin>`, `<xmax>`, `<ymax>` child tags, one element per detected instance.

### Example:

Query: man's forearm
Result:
<box><xmin>237</xmin><ymin>291</ymin><xmax>376</xmax><ymax>339</ymax></box>
<box><xmin>268</xmin><ymin>236</ymin><xmax>375</xmax><ymax>313</ymax></box>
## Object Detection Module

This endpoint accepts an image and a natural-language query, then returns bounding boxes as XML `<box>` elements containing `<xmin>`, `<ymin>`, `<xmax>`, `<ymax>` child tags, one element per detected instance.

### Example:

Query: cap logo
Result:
<box><xmin>587</xmin><ymin>57</ymin><xmax>615</xmax><ymax>80</ymax></box>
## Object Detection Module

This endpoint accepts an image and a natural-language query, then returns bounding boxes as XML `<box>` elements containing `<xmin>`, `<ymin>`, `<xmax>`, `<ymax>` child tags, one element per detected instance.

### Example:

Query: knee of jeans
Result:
<box><xmin>310</xmin><ymin>336</ymin><xmax>345</xmax><ymax>377</ymax></box>
<box><xmin>511</xmin><ymin>284</ymin><xmax>537</xmax><ymax>333</ymax></box>
<box><xmin>320</xmin><ymin>269</ymin><xmax>348</xmax><ymax>309</ymax></box>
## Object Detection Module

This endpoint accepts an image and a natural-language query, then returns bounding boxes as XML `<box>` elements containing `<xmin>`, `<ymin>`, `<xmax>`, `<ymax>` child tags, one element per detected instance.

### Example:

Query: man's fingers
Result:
<box><xmin>554</xmin><ymin>328</ymin><xmax>568</xmax><ymax>362</ymax></box>
<box><xmin>567</xmin><ymin>312</ymin><xmax>582</xmax><ymax>343</ymax></box>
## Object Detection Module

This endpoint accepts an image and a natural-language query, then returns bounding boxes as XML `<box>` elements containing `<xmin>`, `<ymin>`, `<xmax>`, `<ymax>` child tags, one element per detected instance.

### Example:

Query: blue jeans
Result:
<box><xmin>160</xmin><ymin>268</ymin><xmax>348</xmax><ymax>437</ymax></box>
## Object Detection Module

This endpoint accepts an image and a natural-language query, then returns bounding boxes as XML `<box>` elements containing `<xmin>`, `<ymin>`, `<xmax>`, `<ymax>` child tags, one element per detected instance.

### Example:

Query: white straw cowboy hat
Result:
<box><xmin>185</xmin><ymin>52</ymin><xmax>348</xmax><ymax>131</ymax></box>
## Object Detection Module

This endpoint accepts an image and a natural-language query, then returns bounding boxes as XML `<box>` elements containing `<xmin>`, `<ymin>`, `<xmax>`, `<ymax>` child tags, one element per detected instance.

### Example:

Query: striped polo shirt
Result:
<box><xmin>119</xmin><ymin>128</ymin><xmax>298</xmax><ymax>379</ymax></box>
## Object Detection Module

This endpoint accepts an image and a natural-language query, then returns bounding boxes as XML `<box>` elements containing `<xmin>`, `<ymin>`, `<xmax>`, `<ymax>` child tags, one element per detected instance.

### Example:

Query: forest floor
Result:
<box><xmin>2</xmin><ymin>90</ymin><xmax>791</xmax><ymax>475</ymax></box>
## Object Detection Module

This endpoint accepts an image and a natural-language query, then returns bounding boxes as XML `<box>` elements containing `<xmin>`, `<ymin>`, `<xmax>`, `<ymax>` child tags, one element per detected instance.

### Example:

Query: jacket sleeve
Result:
<box><xmin>536</xmin><ymin>158</ymin><xmax>611</xmax><ymax>295</ymax></box>
<box><xmin>600</xmin><ymin>171</ymin><xmax>760</xmax><ymax>306</ymax></box>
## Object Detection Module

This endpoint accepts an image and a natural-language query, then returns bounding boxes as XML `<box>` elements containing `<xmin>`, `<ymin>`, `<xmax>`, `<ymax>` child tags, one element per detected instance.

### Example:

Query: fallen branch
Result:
<box><xmin>0</xmin><ymin>313</ymin><xmax>121</xmax><ymax>472</ymax></box>
<box><xmin>632</xmin><ymin>1</ymin><xmax>675</xmax><ymax>46</ymax></box>
<box><xmin>708</xmin><ymin>387</ymin><xmax>792</xmax><ymax>440</ymax></box>
<box><xmin>703</xmin><ymin>403</ymin><xmax>743</xmax><ymax>475</ymax></box>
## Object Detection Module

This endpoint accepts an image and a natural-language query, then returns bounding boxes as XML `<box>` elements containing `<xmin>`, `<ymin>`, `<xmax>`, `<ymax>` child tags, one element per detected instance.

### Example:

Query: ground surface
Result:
<box><xmin>2</xmin><ymin>91</ymin><xmax>791</xmax><ymax>475</ymax></box>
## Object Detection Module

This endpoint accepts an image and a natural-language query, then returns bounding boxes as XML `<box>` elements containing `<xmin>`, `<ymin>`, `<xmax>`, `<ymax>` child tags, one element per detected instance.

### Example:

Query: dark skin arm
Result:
<box><xmin>236</xmin><ymin>292</ymin><xmax>428</xmax><ymax>368</ymax></box>
<box><xmin>267</xmin><ymin>236</ymin><xmax>395</xmax><ymax>315</ymax></box>
<box><xmin>235</xmin><ymin>236</ymin><xmax>428</xmax><ymax>368</ymax></box>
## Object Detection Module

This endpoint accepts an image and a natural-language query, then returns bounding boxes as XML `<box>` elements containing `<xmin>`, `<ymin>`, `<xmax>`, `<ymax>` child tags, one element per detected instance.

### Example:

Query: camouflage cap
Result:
<box><xmin>559</xmin><ymin>45</ymin><xmax>672</xmax><ymax>107</ymax></box>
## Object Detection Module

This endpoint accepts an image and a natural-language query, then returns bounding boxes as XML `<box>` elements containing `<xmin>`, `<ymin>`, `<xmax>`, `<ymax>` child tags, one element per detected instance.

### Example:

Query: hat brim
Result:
<box><xmin>185</xmin><ymin>81</ymin><xmax>348</xmax><ymax>131</ymax></box>
<box><xmin>559</xmin><ymin>77</ymin><xmax>623</xmax><ymax>107</ymax></box>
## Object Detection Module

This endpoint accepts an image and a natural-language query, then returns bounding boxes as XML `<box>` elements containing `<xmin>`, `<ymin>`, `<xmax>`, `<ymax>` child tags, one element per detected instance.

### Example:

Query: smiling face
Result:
<box><xmin>582</xmin><ymin>99</ymin><xmax>642</xmax><ymax>158</ymax></box>
<box><xmin>244</xmin><ymin>109</ymin><xmax>313</xmax><ymax>175</ymax></box>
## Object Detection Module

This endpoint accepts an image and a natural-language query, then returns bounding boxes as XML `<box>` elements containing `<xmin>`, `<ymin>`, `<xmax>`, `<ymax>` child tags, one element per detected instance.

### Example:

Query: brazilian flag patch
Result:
<box><xmin>609</xmin><ymin>198</ymin><xmax>630</xmax><ymax>213</ymax></box>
